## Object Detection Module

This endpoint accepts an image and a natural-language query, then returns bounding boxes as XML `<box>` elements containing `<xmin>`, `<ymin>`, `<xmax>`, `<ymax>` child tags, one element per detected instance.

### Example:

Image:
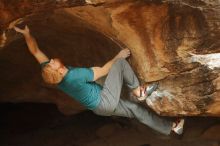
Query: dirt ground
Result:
<box><xmin>0</xmin><ymin>103</ymin><xmax>220</xmax><ymax>146</ymax></box>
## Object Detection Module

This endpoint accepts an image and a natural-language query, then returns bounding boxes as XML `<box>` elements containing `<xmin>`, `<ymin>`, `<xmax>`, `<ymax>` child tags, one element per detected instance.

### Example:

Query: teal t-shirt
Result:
<box><xmin>58</xmin><ymin>67</ymin><xmax>102</xmax><ymax>110</ymax></box>
<box><xmin>41</xmin><ymin>62</ymin><xmax>102</xmax><ymax>110</ymax></box>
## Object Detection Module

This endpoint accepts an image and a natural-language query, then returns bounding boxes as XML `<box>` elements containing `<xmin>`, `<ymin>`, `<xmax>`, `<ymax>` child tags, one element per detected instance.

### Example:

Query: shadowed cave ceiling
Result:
<box><xmin>0</xmin><ymin>0</ymin><xmax>219</xmax><ymax>116</ymax></box>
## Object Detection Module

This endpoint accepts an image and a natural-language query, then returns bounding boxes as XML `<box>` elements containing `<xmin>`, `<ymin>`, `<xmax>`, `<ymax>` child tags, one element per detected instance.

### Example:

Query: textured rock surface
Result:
<box><xmin>0</xmin><ymin>0</ymin><xmax>219</xmax><ymax>116</ymax></box>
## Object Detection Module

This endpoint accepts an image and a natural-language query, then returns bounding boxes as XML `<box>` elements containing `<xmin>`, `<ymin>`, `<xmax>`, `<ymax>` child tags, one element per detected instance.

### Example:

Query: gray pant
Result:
<box><xmin>93</xmin><ymin>58</ymin><xmax>172</xmax><ymax>135</ymax></box>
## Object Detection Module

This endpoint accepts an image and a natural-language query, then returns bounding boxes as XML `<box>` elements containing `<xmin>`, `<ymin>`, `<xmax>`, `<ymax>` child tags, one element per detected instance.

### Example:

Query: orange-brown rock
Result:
<box><xmin>0</xmin><ymin>0</ymin><xmax>219</xmax><ymax>116</ymax></box>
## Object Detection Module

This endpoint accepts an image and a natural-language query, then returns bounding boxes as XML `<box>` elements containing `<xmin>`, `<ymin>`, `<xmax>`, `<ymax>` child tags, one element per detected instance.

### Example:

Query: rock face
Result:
<box><xmin>0</xmin><ymin>0</ymin><xmax>219</xmax><ymax>116</ymax></box>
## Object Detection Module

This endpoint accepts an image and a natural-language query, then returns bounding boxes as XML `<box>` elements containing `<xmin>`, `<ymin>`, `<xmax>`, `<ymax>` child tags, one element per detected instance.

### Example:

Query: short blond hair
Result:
<box><xmin>41</xmin><ymin>64</ymin><xmax>63</xmax><ymax>84</ymax></box>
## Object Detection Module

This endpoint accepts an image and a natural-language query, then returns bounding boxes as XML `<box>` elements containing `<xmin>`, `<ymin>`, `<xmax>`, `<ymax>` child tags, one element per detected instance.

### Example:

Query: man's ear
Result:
<box><xmin>58</xmin><ymin>68</ymin><xmax>65</xmax><ymax>74</ymax></box>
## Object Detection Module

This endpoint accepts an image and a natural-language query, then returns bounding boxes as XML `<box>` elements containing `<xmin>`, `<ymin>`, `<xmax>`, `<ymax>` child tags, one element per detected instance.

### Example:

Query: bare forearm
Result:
<box><xmin>14</xmin><ymin>25</ymin><xmax>49</xmax><ymax>64</ymax></box>
<box><xmin>92</xmin><ymin>49</ymin><xmax>130</xmax><ymax>81</ymax></box>
<box><xmin>23</xmin><ymin>34</ymin><xmax>49</xmax><ymax>63</ymax></box>
<box><xmin>101</xmin><ymin>56</ymin><xmax>118</xmax><ymax>76</ymax></box>
<box><xmin>23</xmin><ymin>33</ymin><xmax>40</xmax><ymax>55</ymax></box>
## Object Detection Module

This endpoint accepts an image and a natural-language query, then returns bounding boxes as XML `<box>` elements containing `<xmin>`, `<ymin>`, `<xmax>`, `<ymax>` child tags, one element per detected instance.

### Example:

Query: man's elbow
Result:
<box><xmin>99</xmin><ymin>66</ymin><xmax>108</xmax><ymax>77</ymax></box>
<box><xmin>93</xmin><ymin>67</ymin><xmax>106</xmax><ymax>81</ymax></box>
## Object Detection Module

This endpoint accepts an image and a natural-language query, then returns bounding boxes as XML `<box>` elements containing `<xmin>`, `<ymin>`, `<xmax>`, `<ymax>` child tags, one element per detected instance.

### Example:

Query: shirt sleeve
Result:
<box><xmin>78</xmin><ymin>68</ymin><xmax>94</xmax><ymax>82</ymax></box>
<box><xmin>86</xmin><ymin>68</ymin><xmax>94</xmax><ymax>82</ymax></box>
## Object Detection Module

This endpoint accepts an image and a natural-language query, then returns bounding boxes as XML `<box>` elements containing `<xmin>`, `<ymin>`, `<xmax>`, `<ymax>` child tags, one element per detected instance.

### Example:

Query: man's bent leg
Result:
<box><xmin>94</xmin><ymin>59</ymin><xmax>125</xmax><ymax>115</ymax></box>
<box><xmin>94</xmin><ymin>58</ymin><xmax>140</xmax><ymax>115</ymax></box>
<box><xmin>113</xmin><ymin>99</ymin><xmax>172</xmax><ymax>135</ymax></box>
<box><xmin>118</xmin><ymin>59</ymin><xmax>140</xmax><ymax>89</ymax></box>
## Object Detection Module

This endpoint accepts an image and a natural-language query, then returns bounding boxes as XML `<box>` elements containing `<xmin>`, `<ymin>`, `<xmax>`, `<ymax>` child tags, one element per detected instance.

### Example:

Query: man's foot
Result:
<box><xmin>136</xmin><ymin>82</ymin><xmax>159</xmax><ymax>101</ymax></box>
<box><xmin>172</xmin><ymin>119</ymin><xmax>185</xmax><ymax>135</ymax></box>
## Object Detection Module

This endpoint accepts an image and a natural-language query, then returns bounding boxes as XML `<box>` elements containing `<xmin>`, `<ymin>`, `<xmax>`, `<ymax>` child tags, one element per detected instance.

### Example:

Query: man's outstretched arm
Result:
<box><xmin>14</xmin><ymin>25</ymin><xmax>49</xmax><ymax>64</ymax></box>
<box><xmin>92</xmin><ymin>49</ymin><xmax>131</xmax><ymax>81</ymax></box>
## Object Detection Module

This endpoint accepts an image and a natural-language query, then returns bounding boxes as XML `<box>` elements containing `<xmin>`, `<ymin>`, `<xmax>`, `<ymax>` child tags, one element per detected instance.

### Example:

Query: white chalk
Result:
<box><xmin>190</xmin><ymin>53</ymin><xmax>220</xmax><ymax>69</ymax></box>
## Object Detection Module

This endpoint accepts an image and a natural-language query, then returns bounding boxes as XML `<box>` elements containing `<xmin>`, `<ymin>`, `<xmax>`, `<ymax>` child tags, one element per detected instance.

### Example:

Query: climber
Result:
<box><xmin>14</xmin><ymin>25</ymin><xmax>184</xmax><ymax>136</ymax></box>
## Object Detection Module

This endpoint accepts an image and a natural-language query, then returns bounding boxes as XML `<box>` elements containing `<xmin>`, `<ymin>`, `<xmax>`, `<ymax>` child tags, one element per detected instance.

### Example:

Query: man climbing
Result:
<box><xmin>14</xmin><ymin>25</ymin><xmax>184</xmax><ymax>135</ymax></box>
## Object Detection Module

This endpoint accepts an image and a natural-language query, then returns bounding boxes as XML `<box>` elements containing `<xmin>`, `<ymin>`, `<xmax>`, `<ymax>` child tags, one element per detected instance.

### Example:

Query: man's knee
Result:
<box><xmin>94</xmin><ymin>107</ymin><xmax>115</xmax><ymax>116</ymax></box>
<box><xmin>93</xmin><ymin>103</ymin><xmax>116</xmax><ymax>116</ymax></box>
<box><xmin>104</xmin><ymin>106</ymin><xmax>116</xmax><ymax>115</ymax></box>
<box><xmin>114</xmin><ymin>58</ymin><xmax>128</xmax><ymax>68</ymax></box>
<box><xmin>115</xmin><ymin>58</ymin><xmax>126</xmax><ymax>64</ymax></box>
